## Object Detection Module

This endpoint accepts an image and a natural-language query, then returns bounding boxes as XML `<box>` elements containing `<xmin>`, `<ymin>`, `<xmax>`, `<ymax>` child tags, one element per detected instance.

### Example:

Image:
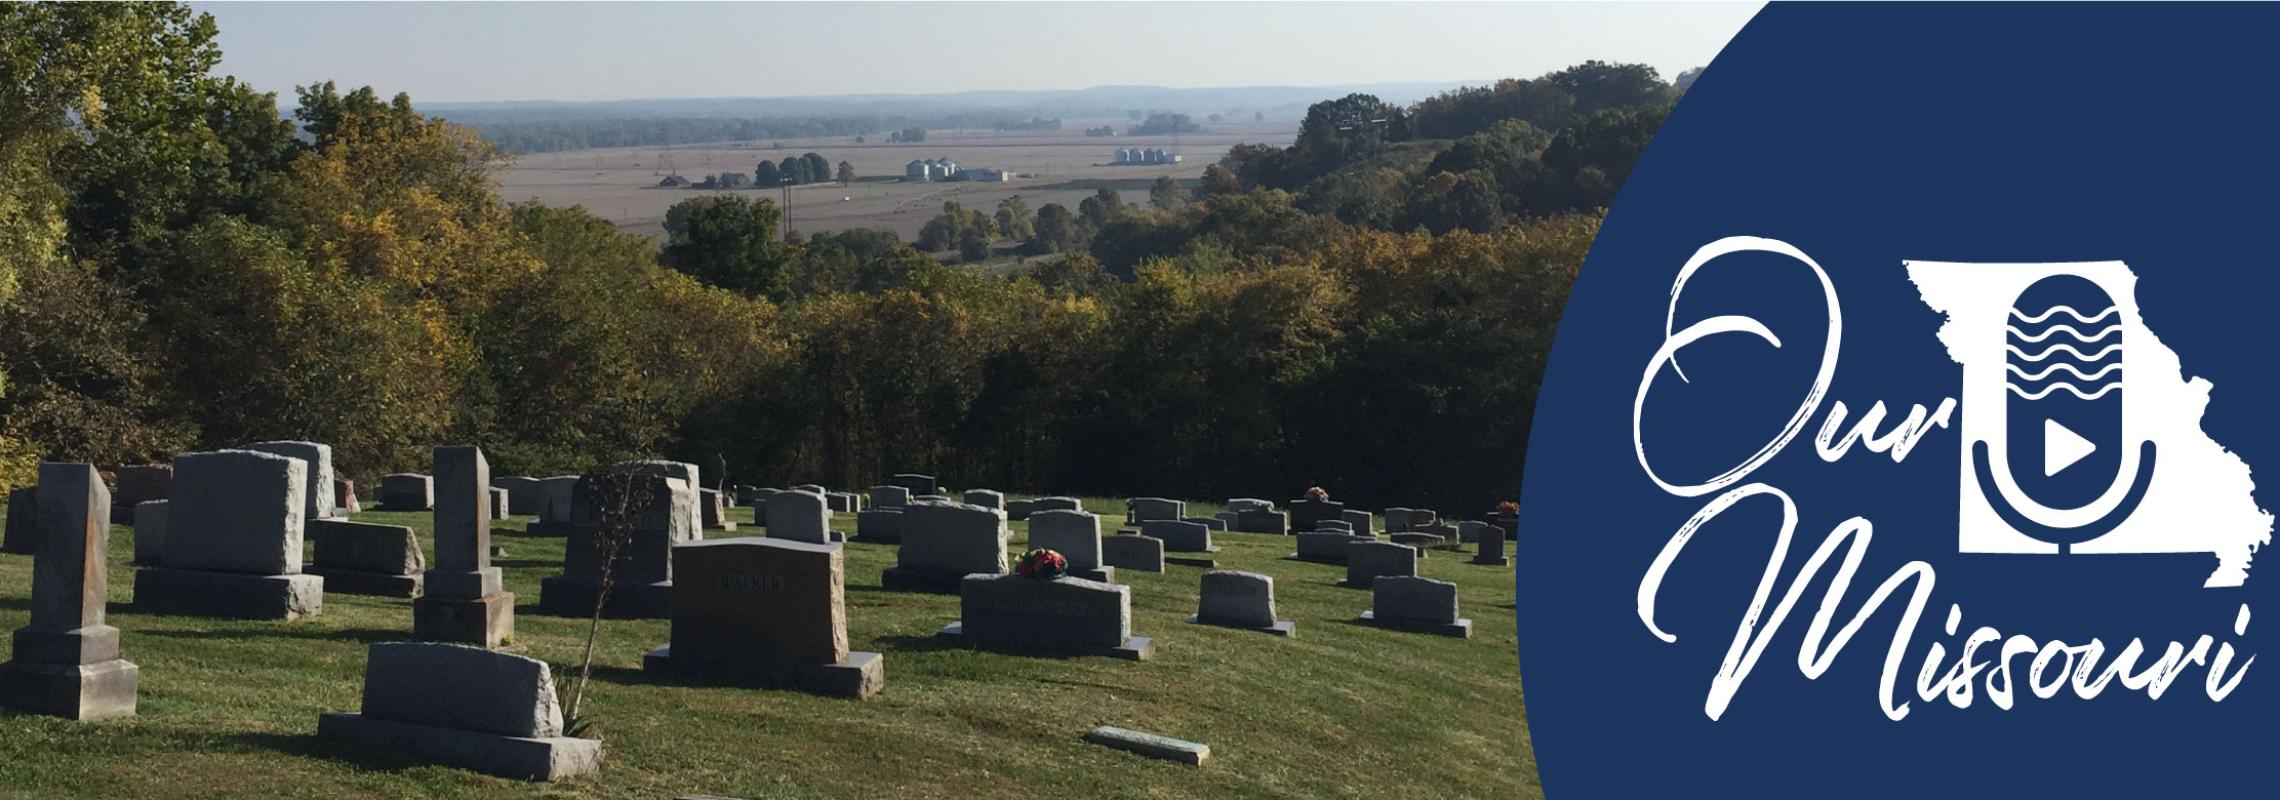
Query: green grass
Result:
<box><xmin>0</xmin><ymin>497</ymin><xmax>1537</xmax><ymax>799</ymax></box>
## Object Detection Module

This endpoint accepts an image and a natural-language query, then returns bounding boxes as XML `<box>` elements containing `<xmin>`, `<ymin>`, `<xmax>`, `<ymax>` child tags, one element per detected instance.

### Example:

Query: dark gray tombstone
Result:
<box><xmin>0</xmin><ymin>463</ymin><xmax>139</xmax><ymax>719</ymax></box>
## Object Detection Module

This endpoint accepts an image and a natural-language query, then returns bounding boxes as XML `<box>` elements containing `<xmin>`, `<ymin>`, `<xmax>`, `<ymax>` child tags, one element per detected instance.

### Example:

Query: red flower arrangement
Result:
<box><xmin>1496</xmin><ymin>500</ymin><xmax>1519</xmax><ymax>514</ymax></box>
<box><xmin>1015</xmin><ymin>548</ymin><xmax>1068</xmax><ymax>579</ymax></box>
<box><xmin>1304</xmin><ymin>486</ymin><xmax>1330</xmax><ymax>502</ymax></box>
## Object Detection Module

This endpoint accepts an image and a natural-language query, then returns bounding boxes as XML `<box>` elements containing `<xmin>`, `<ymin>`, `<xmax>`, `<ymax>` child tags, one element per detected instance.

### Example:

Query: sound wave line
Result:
<box><xmin>2004</xmin><ymin>322</ymin><xmax>2121</xmax><ymax>344</ymax></box>
<box><xmin>2010</xmin><ymin>305</ymin><xmax>2120</xmax><ymax>325</ymax></box>
<box><xmin>2006</xmin><ymin>342</ymin><xmax>2123</xmax><ymax>363</ymax></box>
<box><xmin>2005</xmin><ymin>381</ymin><xmax>2123</xmax><ymax>400</ymax></box>
<box><xmin>2006</xmin><ymin>361</ymin><xmax>2124</xmax><ymax>382</ymax></box>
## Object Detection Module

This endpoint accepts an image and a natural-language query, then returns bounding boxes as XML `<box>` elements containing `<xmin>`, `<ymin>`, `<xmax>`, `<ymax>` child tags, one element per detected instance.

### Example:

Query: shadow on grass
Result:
<box><xmin>585</xmin><ymin>662</ymin><xmax>670</xmax><ymax>687</ymax></box>
<box><xmin>139</xmin><ymin>626</ymin><xmax>408</xmax><ymax>645</ymax></box>
<box><xmin>491</xmin><ymin>558</ymin><xmax>556</xmax><ymax>569</ymax></box>
<box><xmin>226</xmin><ymin>730</ymin><xmax>436</xmax><ymax>774</ymax></box>
<box><xmin>874</xmin><ymin>632</ymin><xmax>1099</xmax><ymax>661</ymax></box>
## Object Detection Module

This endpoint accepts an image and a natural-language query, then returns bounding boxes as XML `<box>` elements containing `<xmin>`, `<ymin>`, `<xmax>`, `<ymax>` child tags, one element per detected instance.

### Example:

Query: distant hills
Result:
<box><xmin>422</xmin><ymin>81</ymin><xmax>1487</xmax><ymax>125</ymax></box>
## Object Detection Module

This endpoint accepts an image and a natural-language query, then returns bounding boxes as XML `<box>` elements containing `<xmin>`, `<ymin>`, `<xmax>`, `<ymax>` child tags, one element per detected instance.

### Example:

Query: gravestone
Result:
<box><xmin>487</xmin><ymin>487</ymin><xmax>510</xmax><ymax>520</ymax></box>
<box><xmin>1288</xmin><ymin>531</ymin><xmax>1373</xmax><ymax>564</ymax></box>
<box><xmin>1031</xmin><ymin>496</ymin><xmax>1083</xmax><ymax>513</ymax></box>
<box><xmin>1226</xmin><ymin>498</ymin><xmax>1274</xmax><ymax>513</ymax></box>
<box><xmin>1470</xmin><ymin>522</ymin><xmax>1511</xmax><ymax>566</ymax></box>
<box><xmin>1383</xmin><ymin>507</ymin><xmax>1438</xmax><ymax>533</ymax></box>
<box><xmin>961</xmin><ymin>489</ymin><xmax>1004</xmax><ymax>510</ymax></box>
<box><xmin>1341</xmin><ymin>509</ymin><xmax>1375</xmax><ymax>536</ymax></box>
<box><xmin>915</xmin><ymin>494</ymin><xmax>952</xmax><ymax>503</ymax></box>
<box><xmin>731</xmin><ymin>485</ymin><xmax>760</xmax><ymax>505</ymax></box>
<box><xmin>1101</xmin><ymin>533</ymin><xmax>1164</xmax><ymax>573</ymax></box>
<box><xmin>1231</xmin><ymin>507</ymin><xmax>1288</xmax><ymax>534</ymax></box>
<box><xmin>1389</xmin><ymin>532</ymin><xmax>1447</xmax><ymax>554</ymax></box>
<box><xmin>1140</xmin><ymin>519</ymin><xmax>1215</xmax><ymax>552</ymax></box>
<box><xmin>1360</xmin><ymin>576</ymin><xmax>1472</xmax><ymax>637</ymax></box>
<box><xmin>766</xmin><ymin>489</ymin><xmax>835</xmax><ymax>544</ymax></box>
<box><xmin>868</xmin><ymin>485</ymin><xmax>910</xmax><ymax>509</ymax></box>
<box><xmin>1214</xmin><ymin>511</ymin><xmax>1239</xmax><ymax>530</ymax></box>
<box><xmin>416</xmin><ymin>446</ymin><xmax>514</xmax><ymax>648</ymax></box>
<box><xmin>135</xmin><ymin>449</ymin><xmax>322</xmax><ymax>620</ymax></box>
<box><xmin>791</xmin><ymin>483</ymin><xmax>826</xmax><ymax>494</ymax></box>
<box><xmin>643</xmin><ymin>538</ymin><xmax>883</xmax><ymax>698</ymax></box>
<box><xmin>1027</xmin><ymin>509</ymin><xmax>1112</xmax><ymax>583</ymax></box>
<box><xmin>1183</xmin><ymin>516</ymin><xmax>1227</xmax><ymax>531</ymax></box>
<box><xmin>1086</xmin><ymin>726</ymin><xmax>1211</xmax><ymax>766</ymax></box>
<box><xmin>1286</xmin><ymin>499</ymin><xmax>1344</xmax><ymax>535</ymax></box>
<box><xmin>1425</xmin><ymin>520</ymin><xmax>1461</xmax><ymax>542</ymax></box>
<box><xmin>4</xmin><ymin>486</ymin><xmax>37</xmax><ymax>554</ymax></box>
<box><xmin>1188</xmin><ymin>570</ymin><xmax>1293</xmax><ymax>636</ymax></box>
<box><xmin>699</xmin><ymin>488</ymin><xmax>736</xmax><ymax>532</ymax></box>
<box><xmin>1126</xmin><ymin>497</ymin><xmax>1184</xmax><ymax>524</ymax></box>
<box><xmin>829</xmin><ymin>491</ymin><xmax>864</xmax><ymax>513</ymax></box>
<box><xmin>538</xmin><ymin>472</ymin><xmax>687</xmax><ymax>618</ymax></box>
<box><xmin>940</xmin><ymin>573</ymin><xmax>1153</xmax><ymax>660</ymax></box>
<box><xmin>852</xmin><ymin>508</ymin><xmax>904</xmax><ymax>543</ymax></box>
<box><xmin>881</xmin><ymin>499</ymin><xmax>1009</xmax><ymax>593</ymax></box>
<box><xmin>889</xmin><ymin>473</ymin><xmax>938</xmax><ymax>496</ymax></box>
<box><xmin>1314</xmin><ymin>520</ymin><xmax>1355</xmax><ymax>533</ymax></box>
<box><xmin>0</xmin><ymin>463</ymin><xmax>139</xmax><ymax>719</ymax></box>
<box><xmin>1340</xmin><ymin>540</ymin><xmax>1418</xmax><ymax>588</ymax></box>
<box><xmin>1486</xmin><ymin>509</ymin><xmax>1520</xmax><ymax>540</ymax></box>
<box><xmin>111</xmin><ymin>464</ymin><xmax>173</xmax><ymax>525</ymax></box>
<box><xmin>247</xmin><ymin>440</ymin><xmax>337</xmax><ymax>521</ymax></box>
<box><xmin>744</xmin><ymin>487</ymin><xmax>782</xmax><ymax>521</ymax></box>
<box><xmin>334</xmin><ymin>479</ymin><xmax>361</xmax><ymax>515</ymax></box>
<box><xmin>318</xmin><ymin>643</ymin><xmax>602</xmax><ymax>781</ymax></box>
<box><xmin>379</xmin><ymin>473</ymin><xmax>434</xmax><ymax>511</ymax></box>
<box><xmin>523</xmin><ymin>475</ymin><xmax>581</xmax><ymax>536</ymax></box>
<box><xmin>492</xmin><ymin>477</ymin><xmax>544</xmax><ymax>515</ymax></box>
<box><xmin>614</xmin><ymin>460</ymin><xmax>702</xmax><ymax>546</ymax></box>
<box><xmin>308</xmin><ymin>519</ymin><xmax>426</xmax><ymax>597</ymax></box>
<box><xmin>1005</xmin><ymin>498</ymin><xmax>1036</xmax><ymax>521</ymax></box>
<box><xmin>132</xmin><ymin>500</ymin><xmax>168</xmax><ymax>565</ymax></box>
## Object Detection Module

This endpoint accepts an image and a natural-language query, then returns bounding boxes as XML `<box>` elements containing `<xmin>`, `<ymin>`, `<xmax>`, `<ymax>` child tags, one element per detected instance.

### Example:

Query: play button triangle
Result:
<box><xmin>2044</xmin><ymin>418</ymin><xmax>2097</xmax><ymax>477</ymax></box>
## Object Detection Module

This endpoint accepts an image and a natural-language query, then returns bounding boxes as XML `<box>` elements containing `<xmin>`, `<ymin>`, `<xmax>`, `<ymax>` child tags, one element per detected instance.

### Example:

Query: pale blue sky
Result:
<box><xmin>194</xmin><ymin>1</ymin><xmax>1761</xmax><ymax>103</ymax></box>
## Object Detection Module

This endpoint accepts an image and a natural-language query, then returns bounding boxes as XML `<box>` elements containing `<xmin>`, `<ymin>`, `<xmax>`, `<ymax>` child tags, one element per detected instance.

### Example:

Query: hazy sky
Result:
<box><xmin>194</xmin><ymin>2</ymin><xmax>1762</xmax><ymax>104</ymax></box>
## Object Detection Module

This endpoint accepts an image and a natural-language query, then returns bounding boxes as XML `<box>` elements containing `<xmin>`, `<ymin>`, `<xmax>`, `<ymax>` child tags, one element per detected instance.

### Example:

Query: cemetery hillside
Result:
<box><xmin>0</xmin><ymin>3</ymin><xmax>1680</xmax><ymax>798</ymax></box>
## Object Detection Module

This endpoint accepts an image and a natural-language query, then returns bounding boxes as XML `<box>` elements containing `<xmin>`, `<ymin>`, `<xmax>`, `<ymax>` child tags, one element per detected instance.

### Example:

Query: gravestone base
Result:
<box><xmin>0</xmin><ymin>657</ymin><xmax>139</xmax><ymax>720</ymax></box>
<box><xmin>1471</xmin><ymin>554</ymin><xmax>1512</xmax><ymax>567</ymax></box>
<box><xmin>1357</xmin><ymin>611</ymin><xmax>1474</xmax><ymax>638</ymax></box>
<box><xmin>936</xmin><ymin>621</ymin><xmax>1155</xmax><ymax>661</ymax></box>
<box><xmin>413</xmin><ymin>592</ymin><xmax>515</xmax><ymax>648</ymax></box>
<box><xmin>307</xmin><ymin>567</ymin><xmax>423</xmax><ymax>598</ymax></box>
<box><xmin>706</xmin><ymin>521</ymin><xmax>738</xmax><ymax>533</ymax></box>
<box><xmin>1165</xmin><ymin>557</ymin><xmax>1218</xmax><ymax>569</ymax></box>
<box><xmin>641</xmin><ymin>645</ymin><xmax>884</xmax><ymax>699</ymax></box>
<box><xmin>1186</xmin><ymin>614</ymin><xmax>1297</xmax><ymax>637</ymax></box>
<box><xmin>1069</xmin><ymin>566</ymin><xmax>1116</xmax><ymax>583</ymax></box>
<box><xmin>317</xmin><ymin>712</ymin><xmax>602</xmax><ymax>781</ymax></box>
<box><xmin>132</xmin><ymin>568</ymin><xmax>322</xmax><ymax>620</ymax></box>
<box><xmin>878</xmin><ymin>567</ymin><xmax>976</xmax><ymax>594</ymax></box>
<box><xmin>519</xmin><ymin>521</ymin><xmax>576</xmax><ymax>538</ymax></box>
<box><xmin>537</xmin><ymin>577</ymin><xmax>672</xmax><ymax>618</ymax></box>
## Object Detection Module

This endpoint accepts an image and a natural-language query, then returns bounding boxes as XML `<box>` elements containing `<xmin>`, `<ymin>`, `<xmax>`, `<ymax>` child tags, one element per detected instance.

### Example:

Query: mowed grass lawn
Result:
<box><xmin>0</xmin><ymin>497</ymin><xmax>1536</xmax><ymax>799</ymax></box>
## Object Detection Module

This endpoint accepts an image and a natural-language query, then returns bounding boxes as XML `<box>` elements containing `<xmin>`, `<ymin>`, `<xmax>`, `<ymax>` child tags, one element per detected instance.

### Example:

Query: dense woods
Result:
<box><xmin>0</xmin><ymin>2</ymin><xmax>1673</xmax><ymax>514</ymax></box>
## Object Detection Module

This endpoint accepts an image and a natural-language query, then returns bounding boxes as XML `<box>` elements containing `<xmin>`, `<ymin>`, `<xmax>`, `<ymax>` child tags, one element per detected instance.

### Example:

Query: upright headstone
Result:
<box><xmin>111</xmin><ymin>464</ymin><xmax>173</xmax><ymax>524</ymax></box>
<box><xmin>491</xmin><ymin>476</ymin><xmax>545</xmax><ymax>515</ymax></box>
<box><xmin>1188</xmin><ymin>570</ymin><xmax>1293</xmax><ymax>636</ymax></box>
<box><xmin>699</xmin><ymin>488</ymin><xmax>736</xmax><ymax>532</ymax></box>
<box><xmin>961</xmin><ymin>489</ymin><xmax>1004</xmax><ymax>510</ymax></box>
<box><xmin>1140</xmin><ymin>519</ymin><xmax>1216</xmax><ymax>552</ymax></box>
<box><xmin>414</xmin><ymin>446</ymin><xmax>514</xmax><ymax>647</ymax></box>
<box><xmin>1341</xmin><ymin>509</ymin><xmax>1375</xmax><ymax>536</ymax></box>
<box><xmin>379</xmin><ymin>473</ymin><xmax>434</xmax><ymax>511</ymax></box>
<box><xmin>334</xmin><ymin>479</ymin><xmax>361</xmax><ymax>515</ymax></box>
<box><xmin>1005</xmin><ymin>498</ymin><xmax>1037</xmax><ymax>521</ymax></box>
<box><xmin>889</xmin><ymin>473</ymin><xmax>938</xmax><ymax>496</ymax></box>
<box><xmin>1183</xmin><ymin>515</ymin><xmax>1227</xmax><ymax>531</ymax></box>
<box><xmin>941</xmin><ymin>573</ymin><xmax>1154</xmax><ymax>660</ymax></box>
<box><xmin>826</xmin><ymin>490</ymin><xmax>863</xmax><ymax>513</ymax></box>
<box><xmin>1285</xmin><ymin>499</ymin><xmax>1344</xmax><ymax>535</ymax></box>
<box><xmin>1314</xmin><ymin>520</ymin><xmax>1355</xmax><ymax>533</ymax></box>
<box><xmin>1226</xmin><ymin>498</ymin><xmax>1274</xmax><ymax>513</ymax></box>
<box><xmin>880</xmin><ymin>499</ymin><xmax>1009</xmax><ymax>593</ymax></box>
<box><xmin>1101</xmin><ymin>533</ymin><xmax>1165</xmax><ymax>573</ymax></box>
<box><xmin>1126</xmin><ymin>497</ymin><xmax>1184</xmax><ymax>524</ymax></box>
<box><xmin>135</xmin><ymin>449</ymin><xmax>323</xmax><ymax>619</ymax></box>
<box><xmin>791</xmin><ymin>483</ymin><xmax>827</xmax><ymax>495</ymax></box>
<box><xmin>766</xmin><ymin>489</ymin><xmax>834</xmax><ymax>544</ymax></box>
<box><xmin>643</xmin><ymin>538</ymin><xmax>883</xmax><ymax>698</ymax></box>
<box><xmin>1289</xmin><ymin>531</ymin><xmax>1373</xmax><ymax>563</ymax></box>
<box><xmin>317</xmin><ymin>643</ymin><xmax>602</xmax><ymax>781</ymax></box>
<box><xmin>1360</xmin><ymin>576</ymin><xmax>1472</xmax><ymax>637</ymax></box>
<box><xmin>488</xmin><ymin>487</ymin><xmax>511</xmax><ymax>520</ymax></box>
<box><xmin>852</xmin><ymin>508</ymin><xmax>904</xmax><ymax>543</ymax></box>
<box><xmin>868</xmin><ymin>485</ymin><xmax>910</xmax><ymax>509</ymax></box>
<box><xmin>523</xmin><ymin>475</ymin><xmax>581</xmax><ymax>536</ymax></box>
<box><xmin>613</xmin><ymin>460</ymin><xmax>701</xmax><ymax>548</ymax></box>
<box><xmin>1</xmin><ymin>463</ymin><xmax>139</xmax><ymax>719</ymax></box>
<box><xmin>744</xmin><ymin>487</ymin><xmax>782</xmax><ymax>522</ymax></box>
<box><xmin>247</xmin><ymin>440</ymin><xmax>337</xmax><ymax>521</ymax></box>
<box><xmin>1340</xmin><ymin>540</ymin><xmax>1419</xmax><ymax>588</ymax></box>
<box><xmin>1031</xmin><ymin>496</ymin><xmax>1083</xmax><ymax>513</ymax></box>
<box><xmin>1383</xmin><ymin>507</ymin><xmax>1438</xmax><ymax>533</ymax></box>
<box><xmin>1470</xmin><ymin>522</ymin><xmax>1510</xmax><ymax>566</ymax></box>
<box><xmin>1028</xmin><ymin>509</ymin><xmax>1112</xmax><ymax>583</ymax></box>
<box><xmin>1230</xmin><ymin>505</ymin><xmax>1287</xmax><ymax>534</ymax></box>
<box><xmin>538</xmin><ymin>473</ymin><xmax>685</xmax><ymax>618</ymax></box>
<box><xmin>3</xmin><ymin>485</ymin><xmax>37</xmax><ymax>554</ymax></box>
<box><xmin>308</xmin><ymin>519</ymin><xmax>426</xmax><ymax>597</ymax></box>
<box><xmin>131</xmin><ymin>500</ymin><xmax>168</xmax><ymax>565</ymax></box>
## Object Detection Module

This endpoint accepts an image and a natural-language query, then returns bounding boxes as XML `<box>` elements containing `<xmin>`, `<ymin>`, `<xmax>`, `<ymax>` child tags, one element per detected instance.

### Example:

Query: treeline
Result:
<box><xmin>463</xmin><ymin>112</ymin><xmax>1018</xmax><ymax>155</ymax></box>
<box><xmin>1</xmin><ymin>3</ymin><xmax>1661</xmax><ymax>514</ymax></box>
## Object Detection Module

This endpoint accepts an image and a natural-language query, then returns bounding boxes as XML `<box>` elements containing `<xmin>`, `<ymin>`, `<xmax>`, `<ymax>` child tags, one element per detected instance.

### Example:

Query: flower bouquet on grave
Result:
<box><xmin>1015</xmin><ymin>548</ymin><xmax>1067</xmax><ymax>579</ymax></box>
<box><xmin>1496</xmin><ymin>501</ymin><xmax>1518</xmax><ymax>515</ymax></box>
<box><xmin>1304</xmin><ymin>486</ymin><xmax>1330</xmax><ymax>502</ymax></box>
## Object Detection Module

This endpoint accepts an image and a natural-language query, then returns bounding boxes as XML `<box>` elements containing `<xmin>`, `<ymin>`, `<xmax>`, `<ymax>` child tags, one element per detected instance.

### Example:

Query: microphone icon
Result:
<box><xmin>1969</xmin><ymin>273</ymin><xmax>2156</xmax><ymax>553</ymax></box>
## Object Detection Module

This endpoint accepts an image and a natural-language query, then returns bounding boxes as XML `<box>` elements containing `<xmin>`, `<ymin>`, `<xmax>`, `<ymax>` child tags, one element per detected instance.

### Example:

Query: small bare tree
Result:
<box><xmin>561</xmin><ymin>469</ymin><xmax>653</xmax><ymax>738</ymax></box>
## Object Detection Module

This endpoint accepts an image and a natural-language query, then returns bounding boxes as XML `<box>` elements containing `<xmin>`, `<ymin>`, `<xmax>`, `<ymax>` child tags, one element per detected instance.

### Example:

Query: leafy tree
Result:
<box><xmin>1077</xmin><ymin>188</ymin><xmax>1126</xmax><ymax>228</ymax></box>
<box><xmin>994</xmin><ymin>195</ymin><xmax>1034</xmax><ymax>242</ymax></box>
<box><xmin>1150</xmin><ymin>176</ymin><xmax>1188</xmax><ymax>210</ymax></box>
<box><xmin>660</xmin><ymin>194</ymin><xmax>794</xmax><ymax>300</ymax></box>
<box><xmin>802</xmin><ymin>152</ymin><xmax>830</xmax><ymax>185</ymax></box>
<box><xmin>1197</xmin><ymin>164</ymin><xmax>1241</xmax><ymax>200</ymax></box>
<box><xmin>1404</xmin><ymin>170</ymin><xmax>1503</xmax><ymax>234</ymax></box>
<box><xmin>1032</xmin><ymin>203</ymin><xmax>1078</xmax><ymax>253</ymax></box>
<box><xmin>836</xmin><ymin>160</ymin><xmax>855</xmax><ymax>185</ymax></box>
<box><xmin>957</xmin><ymin>227</ymin><xmax>995</xmax><ymax>262</ymax></box>
<box><xmin>754</xmin><ymin>159</ymin><xmax>782</xmax><ymax>186</ymax></box>
<box><xmin>1548</xmin><ymin>60</ymin><xmax>1670</xmax><ymax>116</ymax></box>
<box><xmin>916</xmin><ymin>200</ymin><xmax>993</xmax><ymax>253</ymax></box>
